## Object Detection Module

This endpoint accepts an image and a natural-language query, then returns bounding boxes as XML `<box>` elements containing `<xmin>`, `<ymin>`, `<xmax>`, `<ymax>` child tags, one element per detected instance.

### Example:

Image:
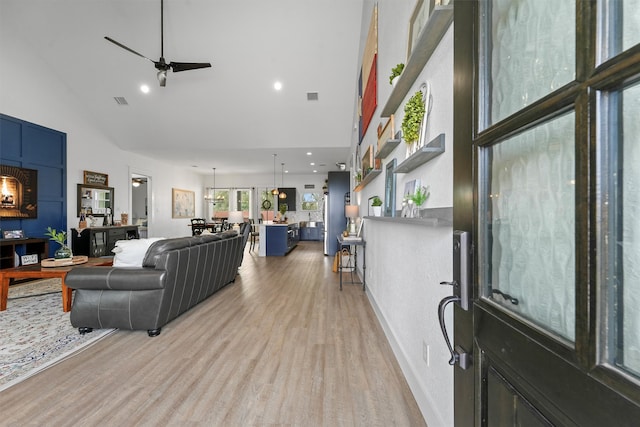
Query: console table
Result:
<box><xmin>337</xmin><ymin>235</ymin><xmax>366</xmax><ymax>291</ymax></box>
<box><xmin>72</xmin><ymin>225</ymin><xmax>139</xmax><ymax>257</ymax></box>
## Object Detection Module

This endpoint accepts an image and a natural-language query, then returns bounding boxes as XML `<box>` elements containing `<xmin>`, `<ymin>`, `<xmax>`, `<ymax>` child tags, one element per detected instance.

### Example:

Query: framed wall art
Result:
<box><xmin>358</xmin><ymin>4</ymin><xmax>378</xmax><ymax>142</ymax></box>
<box><xmin>407</xmin><ymin>0</ymin><xmax>435</xmax><ymax>60</ymax></box>
<box><xmin>172</xmin><ymin>188</ymin><xmax>195</xmax><ymax>218</ymax></box>
<box><xmin>384</xmin><ymin>159</ymin><xmax>397</xmax><ymax>217</ymax></box>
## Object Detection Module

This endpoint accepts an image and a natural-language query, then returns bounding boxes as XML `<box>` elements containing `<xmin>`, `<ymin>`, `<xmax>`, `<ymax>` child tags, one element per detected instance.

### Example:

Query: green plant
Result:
<box><xmin>401</xmin><ymin>90</ymin><xmax>426</xmax><ymax>145</ymax></box>
<box><xmin>411</xmin><ymin>186</ymin><xmax>430</xmax><ymax>207</ymax></box>
<box><xmin>44</xmin><ymin>227</ymin><xmax>67</xmax><ymax>246</ymax></box>
<box><xmin>279</xmin><ymin>203</ymin><xmax>288</xmax><ymax>215</ymax></box>
<box><xmin>389</xmin><ymin>63</ymin><xmax>405</xmax><ymax>84</ymax></box>
<box><xmin>371</xmin><ymin>196</ymin><xmax>383</xmax><ymax>207</ymax></box>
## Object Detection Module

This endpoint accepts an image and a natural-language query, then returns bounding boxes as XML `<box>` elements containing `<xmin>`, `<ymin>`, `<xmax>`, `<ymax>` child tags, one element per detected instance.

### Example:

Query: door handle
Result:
<box><xmin>437</xmin><ymin>291</ymin><xmax>471</xmax><ymax>370</ymax></box>
<box><xmin>436</xmin><ymin>230</ymin><xmax>472</xmax><ymax>369</ymax></box>
<box><xmin>438</xmin><ymin>295</ymin><xmax>461</xmax><ymax>365</ymax></box>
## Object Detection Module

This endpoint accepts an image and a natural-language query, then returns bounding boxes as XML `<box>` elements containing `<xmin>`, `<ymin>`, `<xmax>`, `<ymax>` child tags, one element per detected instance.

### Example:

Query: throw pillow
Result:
<box><xmin>112</xmin><ymin>237</ymin><xmax>165</xmax><ymax>267</ymax></box>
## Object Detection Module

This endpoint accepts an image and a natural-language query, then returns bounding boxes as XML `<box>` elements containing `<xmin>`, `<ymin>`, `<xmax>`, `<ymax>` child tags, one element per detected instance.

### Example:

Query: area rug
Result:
<box><xmin>0</xmin><ymin>279</ymin><xmax>115</xmax><ymax>391</ymax></box>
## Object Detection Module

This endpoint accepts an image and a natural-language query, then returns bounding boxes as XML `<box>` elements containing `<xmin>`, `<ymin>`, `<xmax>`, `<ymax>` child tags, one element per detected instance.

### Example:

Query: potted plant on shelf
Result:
<box><xmin>401</xmin><ymin>90</ymin><xmax>426</xmax><ymax>157</ymax></box>
<box><xmin>278</xmin><ymin>203</ymin><xmax>288</xmax><ymax>222</ymax></box>
<box><xmin>410</xmin><ymin>186</ymin><xmax>430</xmax><ymax>217</ymax></box>
<box><xmin>389</xmin><ymin>63</ymin><xmax>405</xmax><ymax>87</ymax></box>
<box><xmin>371</xmin><ymin>196</ymin><xmax>383</xmax><ymax>217</ymax></box>
<box><xmin>45</xmin><ymin>226</ymin><xmax>72</xmax><ymax>259</ymax></box>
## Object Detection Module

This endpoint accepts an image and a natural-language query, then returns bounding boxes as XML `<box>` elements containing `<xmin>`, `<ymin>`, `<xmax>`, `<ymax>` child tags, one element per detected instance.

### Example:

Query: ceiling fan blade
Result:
<box><xmin>169</xmin><ymin>62</ymin><xmax>212</xmax><ymax>72</ymax></box>
<box><xmin>105</xmin><ymin>36</ymin><xmax>154</xmax><ymax>63</ymax></box>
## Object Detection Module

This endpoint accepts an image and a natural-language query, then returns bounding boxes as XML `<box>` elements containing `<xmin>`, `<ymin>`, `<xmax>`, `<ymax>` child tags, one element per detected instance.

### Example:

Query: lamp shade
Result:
<box><xmin>345</xmin><ymin>205</ymin><xmax>359</xmax><ymax>218</ymax></box>
<box><xmin>228</xmin><ymin>211</ymin><xmax>244</xmax><ymax>225</ymax></box>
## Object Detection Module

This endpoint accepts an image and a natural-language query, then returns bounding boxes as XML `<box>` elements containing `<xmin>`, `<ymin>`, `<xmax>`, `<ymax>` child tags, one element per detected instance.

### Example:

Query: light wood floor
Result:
<box><xmin>0</xmin><ymin>242</ymin><xmax>426</xmax><ymax>426</ymax></box>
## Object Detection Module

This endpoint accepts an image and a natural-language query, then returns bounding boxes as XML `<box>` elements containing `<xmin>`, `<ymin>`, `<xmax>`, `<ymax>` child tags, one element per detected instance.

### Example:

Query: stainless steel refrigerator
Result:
<box><xmin>323</xmin><ymin>171</ymin><xmax>349</xmax><ymax>256</ymax></box>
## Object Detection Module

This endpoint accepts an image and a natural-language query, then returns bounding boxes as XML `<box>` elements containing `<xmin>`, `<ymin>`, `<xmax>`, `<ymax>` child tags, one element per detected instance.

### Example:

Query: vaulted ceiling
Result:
<box><xmin>1</xmin><ymin>0</ymin><xmax>364</xmax><ymax>175</ymax></box>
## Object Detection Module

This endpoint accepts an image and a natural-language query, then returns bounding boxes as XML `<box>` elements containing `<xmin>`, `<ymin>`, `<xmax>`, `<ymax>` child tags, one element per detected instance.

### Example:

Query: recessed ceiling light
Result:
<box><xmin>274</xmin><ymin>81</ymin><xmax>283</xmax><ymax>91</ymax></box>
<box><xmin>140</xmin><ymin>84</ymin><xmax>150</xmax><ymax>94</ymax></box>
<box><xmin>306</xmin><ymin>152</ymin><xmax>312</xmax><ymax>156</ymax></box>
<box><xmin>310</xmin><ymin>162</ymin><xmax>315</xmax><ymax>166</ymax></box>
<box><xmin>313</xmin><ymin>170</ymin><xmax>318</xmax><ymax>173</ymax></box>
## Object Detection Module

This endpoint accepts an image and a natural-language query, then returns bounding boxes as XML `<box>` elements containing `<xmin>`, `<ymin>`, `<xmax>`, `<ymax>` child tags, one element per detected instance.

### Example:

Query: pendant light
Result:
<box><xmin>271</xmin><ymin>154</ymin><xmax>279</xmax><ymax>196</ymax></box>
<box><xmin>279</xmin><ymin>163</ymin><xmax>287</xmax><ymax>199</ymax></box>
<box><xmin>205</xmin><ymin>167</ymin><xmax>217</xmax><ymax>204</ymax></box>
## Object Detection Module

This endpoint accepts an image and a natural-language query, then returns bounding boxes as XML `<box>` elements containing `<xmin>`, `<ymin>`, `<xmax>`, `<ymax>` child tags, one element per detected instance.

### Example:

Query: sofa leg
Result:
<box><xmin>147</xmin><ymin>328</ymin><xmax>162</xmax><ymax>337</ymax></box>
<box><xmin>78</xmin><ymin>327</ymin><xmax>93</xmax><ymax>335</ymax></box>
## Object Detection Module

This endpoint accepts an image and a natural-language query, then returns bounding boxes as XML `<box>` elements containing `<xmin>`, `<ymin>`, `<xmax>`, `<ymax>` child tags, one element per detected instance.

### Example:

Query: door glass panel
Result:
<box><xmin>480</xmin><ymin>112</ymin><xmax>576</xmax><ymax>341</ymax></box>
<box><xmin>599</xmin><ymin>0</ymin><xmax>640</xmax><ymax>61</ymax></box>
<box><xmin>479</xmin><ymin>0</ymin><xmax>575</xmax><ymax>128</ymax></box>
<box><xmin>600</xmin><ymin>83</ymin><xmax>640</xmax><ymax>378</ymax></box>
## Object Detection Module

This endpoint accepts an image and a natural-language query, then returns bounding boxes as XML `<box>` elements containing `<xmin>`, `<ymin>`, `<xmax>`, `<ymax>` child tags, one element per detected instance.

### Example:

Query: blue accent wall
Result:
<box><xmin>0</xmin><ymin>114</ymin><xmax>67</xmax><ymax>258</ymax></box>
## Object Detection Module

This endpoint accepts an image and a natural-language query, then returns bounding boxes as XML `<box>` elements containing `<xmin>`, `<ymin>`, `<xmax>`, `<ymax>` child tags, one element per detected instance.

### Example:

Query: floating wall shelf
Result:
<box><xmin>394</xmin><ymin>133</ymin><xmax>445</xmax><ymax>174</ymax></box>
<box><xmin>381</xmin><ymin>5</ymin><xmax>453</xmax><ymax>117</ymax></box>
<box><xmin>375</xmin><ymin>138</ymin><xmax>401</xmax><ymax>160</ymax></box>
<box><xmin>353</xmin><ymin>169</ymin><xmax>382</xmax><ymax>192</ymax></box>
<box><xmin>365</xmin><ymin>207</ymin><xmax>453</xmax><ymax>227</ymax></box>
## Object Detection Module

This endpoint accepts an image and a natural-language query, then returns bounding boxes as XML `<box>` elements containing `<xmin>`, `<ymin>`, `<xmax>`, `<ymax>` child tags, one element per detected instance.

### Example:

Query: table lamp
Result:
<box><xmin>345</xmin><ymin>205</ymin><xmax>359</xmax><ymax>235</ymax></box>
<box><xmin>228</xmin><ymin>211</ymin><xmax>244</xmax><ymax>234</ymax></box>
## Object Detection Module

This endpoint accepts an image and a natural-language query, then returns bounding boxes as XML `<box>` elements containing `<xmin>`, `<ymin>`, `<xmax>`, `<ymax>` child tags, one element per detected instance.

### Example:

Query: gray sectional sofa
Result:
<box><xmin>66</xmin><ymin>224</ymin><xmax>250</xmax><ymax>337</ymax></box>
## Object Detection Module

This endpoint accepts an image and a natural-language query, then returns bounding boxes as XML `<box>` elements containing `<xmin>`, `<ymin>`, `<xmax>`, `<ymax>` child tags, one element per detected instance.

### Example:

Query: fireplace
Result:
<box><xmin>0</xmin><ymin>165</ymin><xmax>38</xmax><ymax>218</ymax></box>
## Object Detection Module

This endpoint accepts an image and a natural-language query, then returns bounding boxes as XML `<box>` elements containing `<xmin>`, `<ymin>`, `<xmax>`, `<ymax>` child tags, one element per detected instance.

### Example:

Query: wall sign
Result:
<box><xmin>83</xmin><ymin>170</ymin><xmax>109</xmax><ymax>186</ymax></box>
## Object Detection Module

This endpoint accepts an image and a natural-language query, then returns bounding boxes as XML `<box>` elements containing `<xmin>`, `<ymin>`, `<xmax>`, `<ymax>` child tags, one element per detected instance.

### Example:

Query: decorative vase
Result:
<box><xmin>406</xmin><ymin>142</ymin><xmax>417</xmax><ymax>158</ymax></box>
<box><xmin>372</xmin><ymin>206</ymin><xmax>382</xmax><ymax>217</ymax></box>
<box><xmin>407</xmin><ymin>200</ymin><xmax>415</xmax><ymax>218</ymax></box>
<box><xmin>54</xmin><ymin>245</ymin><xmax>72</xmax><ymax>259</ymax></box>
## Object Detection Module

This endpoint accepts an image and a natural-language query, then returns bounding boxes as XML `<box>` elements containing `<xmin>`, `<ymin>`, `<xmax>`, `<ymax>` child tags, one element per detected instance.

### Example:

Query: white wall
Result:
<box><xmin>353</xmin><ymin>1</ymin><xmax>454</xmax><ymax>425</ymax></box>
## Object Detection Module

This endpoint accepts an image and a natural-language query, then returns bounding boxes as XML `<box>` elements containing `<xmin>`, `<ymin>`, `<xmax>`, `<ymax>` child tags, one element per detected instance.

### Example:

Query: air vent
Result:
<box><xmin>307</xmin><ymin>92</ymin><xmax>319</xmax><ymax>101</ymax></box>
<box><xmin>114</xmin><ymin>96</ymin><xmax>129</xmax><ymax>105</ymax></box>
<box><xmin>304</xmin><ymin>184</ymin><xmax>315</xmax><ymax>189</ymax></box>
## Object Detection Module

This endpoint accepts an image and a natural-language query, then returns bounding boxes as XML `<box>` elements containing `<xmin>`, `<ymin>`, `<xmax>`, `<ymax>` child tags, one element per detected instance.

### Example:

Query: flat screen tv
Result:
<box><xmin>0</xmin><ymin>165</ymin><xmax>38</xmax><ymax>219</ymax></box>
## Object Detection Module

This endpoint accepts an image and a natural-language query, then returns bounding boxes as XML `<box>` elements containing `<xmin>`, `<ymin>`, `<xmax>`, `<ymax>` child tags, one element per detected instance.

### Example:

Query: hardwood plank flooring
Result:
<box><xmin>0</xmin><ymin>242</ymin><xmax>426</xmax><ymax>426</ymax></box>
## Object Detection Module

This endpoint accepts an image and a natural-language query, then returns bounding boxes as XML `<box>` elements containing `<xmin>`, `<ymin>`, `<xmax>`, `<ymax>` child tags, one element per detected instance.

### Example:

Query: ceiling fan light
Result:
<box><xmin>157</xmin><ymin>70</ymin><xmax>167</xmax><ymax>86</ymax></box>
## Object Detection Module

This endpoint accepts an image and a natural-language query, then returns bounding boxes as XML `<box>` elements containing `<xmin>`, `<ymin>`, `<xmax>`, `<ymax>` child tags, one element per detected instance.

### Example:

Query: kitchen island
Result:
<box><xmin>258</xmin><ymin>222</ymin><xmax>299</xmax><ymax>256</ymax></box>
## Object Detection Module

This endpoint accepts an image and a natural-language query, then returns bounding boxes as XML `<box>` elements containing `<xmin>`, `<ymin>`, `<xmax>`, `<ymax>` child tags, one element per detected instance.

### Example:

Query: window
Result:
<box><xmin>301</xmin><ymin>193</ymin><xmax>320</xmax><ymax>211</ymax></box>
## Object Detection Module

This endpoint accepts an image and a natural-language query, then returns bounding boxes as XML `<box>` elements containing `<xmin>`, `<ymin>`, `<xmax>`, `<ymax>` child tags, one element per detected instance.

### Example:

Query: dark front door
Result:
<box><xmin>453</xmin><ymin>1</ymin><xmax>640</xmax><ymax>425</ymax></box>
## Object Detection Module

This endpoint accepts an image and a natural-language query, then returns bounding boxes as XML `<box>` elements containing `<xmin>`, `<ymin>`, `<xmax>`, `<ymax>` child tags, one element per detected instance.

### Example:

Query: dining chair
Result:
<box><xmin>190</xmin><ymin>218</ymin><xmax>207</xmax><ymax>236</ymax></box>
<box><xmin>249</xmin><ymin>218</ymin><xmax>260</xmax><ymax>251</ymax></box>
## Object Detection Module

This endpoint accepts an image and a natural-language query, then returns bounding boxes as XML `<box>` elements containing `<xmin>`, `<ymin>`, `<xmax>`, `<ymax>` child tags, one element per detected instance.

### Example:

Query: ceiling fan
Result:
<box><xmin>105</xmin><ymin>0</ymin><xmax>211</xmax><ymax>87</ymax></box>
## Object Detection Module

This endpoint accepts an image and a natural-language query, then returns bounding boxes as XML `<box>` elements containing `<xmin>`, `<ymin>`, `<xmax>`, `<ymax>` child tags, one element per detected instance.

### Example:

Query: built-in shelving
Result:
<box><xmin>381</xmin><ymin>5</ymin><xmax>453</xmax><ymax>117</ymax></box>
<box><xmin>353</xmin><ymin>169</ymin><xmax>382</xmax><ymax>192</ymax></box>
<box><xmin>394</xmin><ymin>133</ymin><xmax>445</xmax><ymax>174</ymax></box>
<box><xmin>375</xmin><ymin>138</ymin><xmax>401</xmax><ymax>160</ymax></box>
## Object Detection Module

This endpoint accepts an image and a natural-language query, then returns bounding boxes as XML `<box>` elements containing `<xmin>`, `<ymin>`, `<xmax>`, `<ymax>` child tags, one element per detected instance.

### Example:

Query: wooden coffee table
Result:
<box><xmin>0</xmin><ymin>258</ymin><xmax>112</xmax><ymax>312</ymax></box>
